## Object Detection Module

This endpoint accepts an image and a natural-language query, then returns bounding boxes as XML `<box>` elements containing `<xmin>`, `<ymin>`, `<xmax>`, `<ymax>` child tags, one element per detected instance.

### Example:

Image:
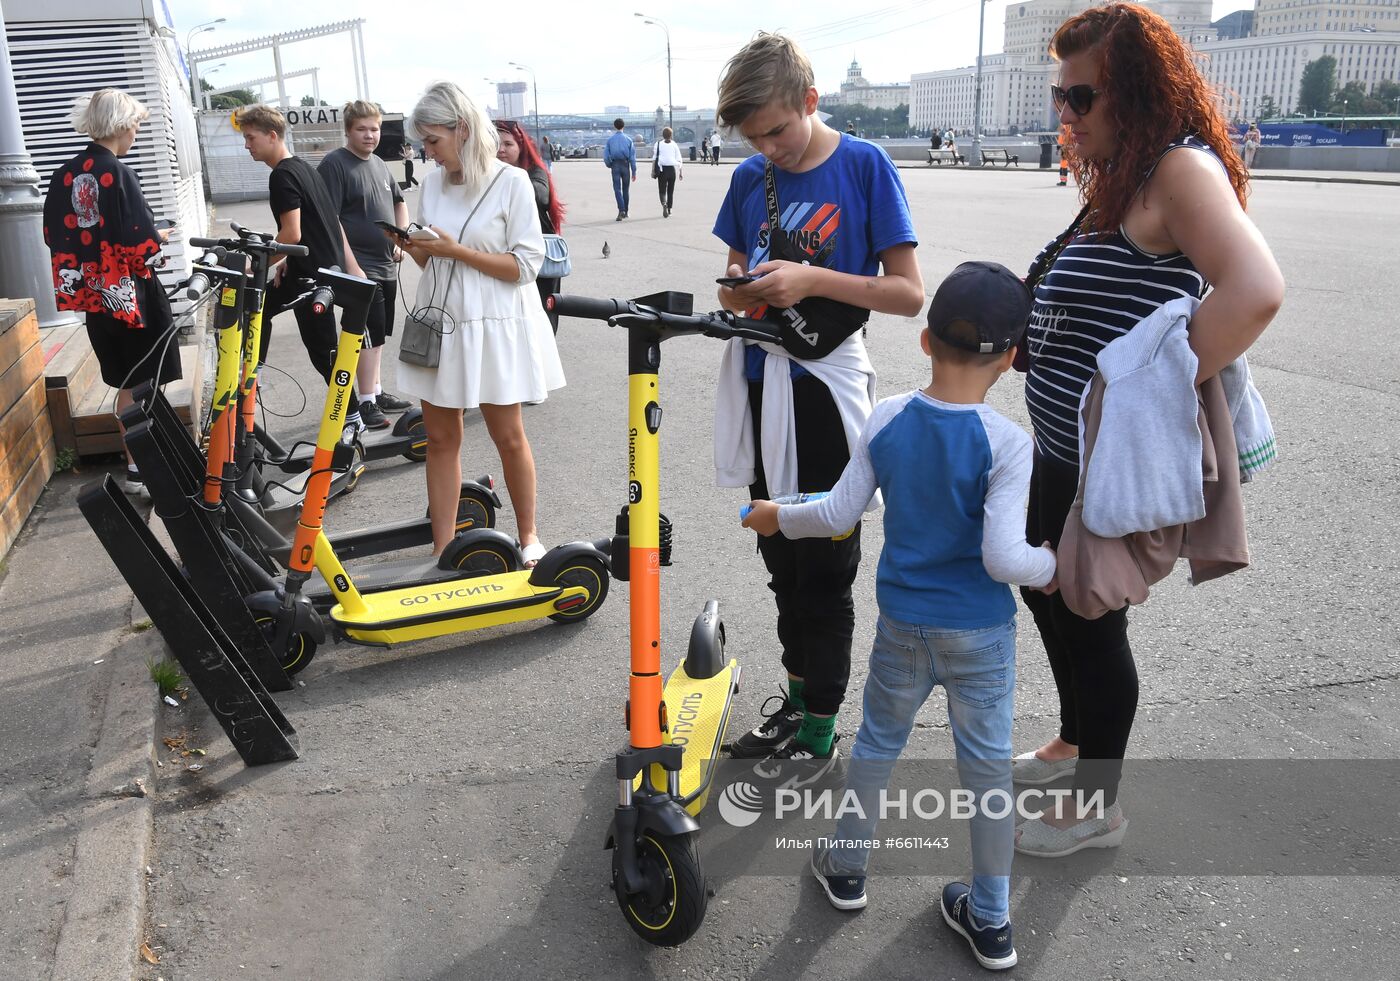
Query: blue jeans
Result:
<box><xmin>610</xmin><ymin>164</ymin><xmax>632</xmax><ymax>213</ymax></box>
<box><xmin>829</xmin><ymin>612</ymin><xmax>1016</xmax><ymax>925</ymax></box>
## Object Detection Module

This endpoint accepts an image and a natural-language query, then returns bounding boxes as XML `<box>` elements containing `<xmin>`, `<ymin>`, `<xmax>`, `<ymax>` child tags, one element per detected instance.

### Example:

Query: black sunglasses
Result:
<box><xmin>1051</xmin><ymin>83</ymin><xmax>1102</xmax><ymax>116</ymax></box>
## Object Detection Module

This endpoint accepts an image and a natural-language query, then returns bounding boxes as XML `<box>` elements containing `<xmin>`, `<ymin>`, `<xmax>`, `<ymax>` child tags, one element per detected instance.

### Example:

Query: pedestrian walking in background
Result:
<box><xmin>710</xmin><ymin>130</ymin><xmax>722</xmax><ymax>165</ymax></box>
<box><xmin>1242</xmin><ymin>122</ymin><xmax>1262</xmax><ymax>170</ymax></box>
<box><xmin>654</xmin><ymin>126</ymin><xmax>683</xmax><ymax>218</ymax></box>
<box><xmin>602</xmin><ymin>117</ymin><xmax>636</xmax><ymax>220</ymax></box>
<box><xmin>402</xmin><ymin>143</ymin><xmax>420</xmax><ymax>187</ymax></box>
<box><xmin>701</xmin><ymin>134</ymin><xmax>711</xmax><ymax>163</ymax></box>
<box><xmin>540</xmin><ymin>135</ymin><xmax>553</xmax><ymax>170</ymax></box>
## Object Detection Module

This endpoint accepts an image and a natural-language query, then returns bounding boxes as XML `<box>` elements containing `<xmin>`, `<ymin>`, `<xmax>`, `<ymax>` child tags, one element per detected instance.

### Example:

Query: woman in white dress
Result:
<box><xmin>396</xmin><ymin>82</ymin><xmax>565</xmax><ymax>562</ymax></box>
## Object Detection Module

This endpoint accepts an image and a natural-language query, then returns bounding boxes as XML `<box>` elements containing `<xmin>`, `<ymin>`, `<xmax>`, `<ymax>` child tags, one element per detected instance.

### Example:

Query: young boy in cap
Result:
<box><xmin>743</xmin><ymin>261</ymin><xmax>1059</xmax><ymax>972</ymax></box>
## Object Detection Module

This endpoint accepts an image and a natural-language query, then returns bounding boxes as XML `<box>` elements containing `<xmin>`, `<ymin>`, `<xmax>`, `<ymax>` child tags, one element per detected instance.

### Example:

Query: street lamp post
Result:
<box><xmin>1341</xmin><ymin>98</ymin><xmax>1348</xmax><ymax>135</ymax></box>
<box><xmin>970</xmin><ymin>0</ymin><xmax>989</xmax><ymax>167</ymax></box>
<box><xmin>635</xmin><ymin>13</ymin><xmax>673</xmax><ymax>133</ymax></box>
<box><xmin>508</xmin><ymin>62</ymin><xmax>541</xmax><ymax>147</ymax></box>
<box><xmin>185</xmin><ymin>18</ymin><xmax>225</xmax><ymax>106</ymax></box>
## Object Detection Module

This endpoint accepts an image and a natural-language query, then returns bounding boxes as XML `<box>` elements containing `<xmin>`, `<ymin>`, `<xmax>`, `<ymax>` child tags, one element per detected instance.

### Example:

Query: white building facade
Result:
<box><xmin>1253</xmin><ymin>0</ymin><xmax>1400</xmax><ymax>35</ymax></box>
<box><xmin>820</xmin><ymin>59</ymin><xmax>910</xmax><ymax>109</ymax></box>
<box><xmin>1196</xmin><ymin>28</ymin><xmax>1400</xmax><ymax>119</ymax></box>
<box><xmin>911</xmin><ymin>0</ymin><xmax>1216</xmax><ymax>134</ymax></box>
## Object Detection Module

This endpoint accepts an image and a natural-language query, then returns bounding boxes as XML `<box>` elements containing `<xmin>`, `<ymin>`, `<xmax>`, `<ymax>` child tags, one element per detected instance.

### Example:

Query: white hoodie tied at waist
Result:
<box><xmin>714</xmin><ymin>330</ymin><xmax>880</xmax><ymax>508</ymax></box>
<box><xmin>1083</xmin><ymin>295</ymin><xmax>1277</xmax><ymax>539</ymax></box>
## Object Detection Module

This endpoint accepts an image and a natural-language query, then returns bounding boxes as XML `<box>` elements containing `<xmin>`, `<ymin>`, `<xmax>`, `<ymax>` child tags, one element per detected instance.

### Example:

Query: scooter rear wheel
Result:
<box><xmin>401</xmin><ymin>414</ymin><xmax>428</xmax><ymax>462</ymax></box>
<box><xmin>439</xmin><ymin>537</ymin><xmax>519</xmax><ymax>577</ymax></box>
<box><xmin>253</xmin><ymin>614</ymin><xmax>319</xmax><ymax>675</ymax></box>
<box><xmin>546</xmin><ymin>556</ymin><xmax>610</xmax><ymax>623</ymax></box>
<box><xmin>455</xmin><ymin>488</ymin><xmax>496</xmax><ymax>532</ymax></box>
<box><xmin>614</xmin><ymin>831</ymin><xmax>707</xmax><ymax>947</ymax></box>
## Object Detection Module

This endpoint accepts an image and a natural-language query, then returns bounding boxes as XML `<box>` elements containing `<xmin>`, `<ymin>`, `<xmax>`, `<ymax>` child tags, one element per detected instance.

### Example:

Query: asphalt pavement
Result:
<box><xmin>3</xmin><ymin>156</ymin><xmax>1397</xmax><ymax>981</ymax></box>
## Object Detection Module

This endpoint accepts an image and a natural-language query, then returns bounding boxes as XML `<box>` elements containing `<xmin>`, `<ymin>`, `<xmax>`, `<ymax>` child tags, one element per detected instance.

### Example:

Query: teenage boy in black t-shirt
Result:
<box><xmin>235</xmin><ymin>104</ymin><xmax>380</xmax><ymax>432</ymax></box>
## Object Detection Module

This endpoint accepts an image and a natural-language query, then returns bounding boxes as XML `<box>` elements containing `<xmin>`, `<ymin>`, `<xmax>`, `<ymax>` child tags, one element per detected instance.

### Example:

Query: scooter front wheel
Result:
<box><xmin>399</xmin><ymin>412</ymin><xmax>428</xmax><ymax>462</ymax></box>
<box><xmin>439</xmin><ymin>535</ymin><xmax>520</xmax><ymax>577</ymax></box>
<box><xmin>614</xmin><ymin>831</ymin><xmax>707</xmax><ymax>947</ymax></box>
<box><xmin>253</xmin><ymin>614</ymin><xmax>319</xmax><ymax>675</ymax></box>
<box><xmin>455</xmin><ymin>487</ymin><xmax>496</xmax><ymax>532</ymax></box>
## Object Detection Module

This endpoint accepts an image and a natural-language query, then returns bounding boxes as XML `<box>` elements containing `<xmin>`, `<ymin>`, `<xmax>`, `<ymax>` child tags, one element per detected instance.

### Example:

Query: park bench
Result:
<box><xmin>981</xmin><ymin>147</ymin><xmax>1020</xmax><ymax>167</ymax></box>
<box><xmin>927</xmin><ymin>148</ymin><xmax>964</xmax><ymax>166</ymax></box>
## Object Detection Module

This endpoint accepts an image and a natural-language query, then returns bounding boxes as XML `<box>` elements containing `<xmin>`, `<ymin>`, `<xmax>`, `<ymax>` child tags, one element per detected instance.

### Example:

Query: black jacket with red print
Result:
<box><xmin>42</xmin><ymin>142</ymin><xmax>161</xmax><ymax>328</ymax></box>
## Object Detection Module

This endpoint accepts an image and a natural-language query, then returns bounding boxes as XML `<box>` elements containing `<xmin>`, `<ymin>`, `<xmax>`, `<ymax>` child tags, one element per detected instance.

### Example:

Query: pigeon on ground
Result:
<box><xmin>602</xmin><ymin>241</ymin><xmax>610</xmax><ymax>259</ymax></box>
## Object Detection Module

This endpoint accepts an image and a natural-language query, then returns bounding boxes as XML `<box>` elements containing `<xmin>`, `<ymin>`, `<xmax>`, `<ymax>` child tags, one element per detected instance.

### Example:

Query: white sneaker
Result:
<box><xmin>121</xmin><ymin>475</ymin><xmax>151</xmax><ymax>500</ymax></box>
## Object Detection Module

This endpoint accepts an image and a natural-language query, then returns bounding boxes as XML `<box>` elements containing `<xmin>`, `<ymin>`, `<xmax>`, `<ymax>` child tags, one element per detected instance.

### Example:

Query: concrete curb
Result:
<box><xmin>48</xmin><ymin>612</ymin><xmax>161</xmax><ymax>981</ymax></box>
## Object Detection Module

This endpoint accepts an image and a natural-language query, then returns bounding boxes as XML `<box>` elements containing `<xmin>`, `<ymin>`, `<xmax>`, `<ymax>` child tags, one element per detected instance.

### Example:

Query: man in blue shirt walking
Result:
<box><xmin>602</xmin><ymin>117</ymin><xmax>636</xmax><ymax>221</ymax></box>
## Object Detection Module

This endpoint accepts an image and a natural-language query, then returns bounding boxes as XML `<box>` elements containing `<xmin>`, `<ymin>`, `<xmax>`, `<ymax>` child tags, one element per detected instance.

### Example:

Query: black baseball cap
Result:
<box><xmin>927</xmin><ymin>260</ymin><xmax>1033</xmax><ymax>354</ymax></box>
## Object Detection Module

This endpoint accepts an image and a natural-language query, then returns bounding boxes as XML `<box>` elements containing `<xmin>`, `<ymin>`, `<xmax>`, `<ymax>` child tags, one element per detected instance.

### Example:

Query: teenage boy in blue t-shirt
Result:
<box><xmin>744</xmin><ymin>262</ymin><xmax>1059</xmax><ymax>972</ymax></box>
<box><xmin>712</xmin><ymin>32</ymin><xmax>925</xmax><ymax>775</ymax></box>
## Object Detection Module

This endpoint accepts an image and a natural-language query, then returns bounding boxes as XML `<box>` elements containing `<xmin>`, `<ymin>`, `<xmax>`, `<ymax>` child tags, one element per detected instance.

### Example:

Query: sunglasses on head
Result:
<box><xmin>1051</xmin><ymin>83</ymin><xmax>1102</xmax><ymax>116</ymax></box>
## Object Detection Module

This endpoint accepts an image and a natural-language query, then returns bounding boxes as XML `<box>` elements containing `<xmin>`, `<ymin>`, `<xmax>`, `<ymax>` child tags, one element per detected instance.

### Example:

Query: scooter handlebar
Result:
<box><xmin>546</xmin><ymin>294</ymin><xmax>625</xmax><ymax>321</ymax></box>
<box><xmin>185</xmin><ymin>271</ymin><xmax>211</xmax><ymax>301</ymax></box>
<box><xmin>548</xmin><ymin>292</ymin><xmax>780</xmax><ymax>344</ymax></box>
<box><xmin>189</xmin><ymin>232</ymin><xmax>308</xmax><ymax>258</ymax></box>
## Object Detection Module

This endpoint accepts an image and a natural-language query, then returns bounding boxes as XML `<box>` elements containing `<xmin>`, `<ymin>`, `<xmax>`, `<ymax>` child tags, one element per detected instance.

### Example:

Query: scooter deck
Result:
<box><xmin>638</xmin><ymin>659</ymin><xmax>740</xmax><ymax>816</ymax></box>
<box><xmin>329</xmin><ymin>572</ymin><xmax>588</xmax><ymax>645</ymax></box>
<box><xmin>306</xmin><ymin>556</ymin><xmax>456</xmax><ymax>613</ymax></box>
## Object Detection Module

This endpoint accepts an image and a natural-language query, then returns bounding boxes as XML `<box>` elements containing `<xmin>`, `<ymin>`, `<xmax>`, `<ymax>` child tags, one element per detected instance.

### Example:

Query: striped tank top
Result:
<box><xmin>1024</xmin><ymin>136</ymin><xmax>1221</xmax><ymax>468</ymax></box>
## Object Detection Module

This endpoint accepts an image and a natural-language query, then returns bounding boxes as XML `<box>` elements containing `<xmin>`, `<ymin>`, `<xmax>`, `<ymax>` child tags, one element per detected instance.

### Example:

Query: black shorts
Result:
<box><xmin>365</xmin><ymin>278</ymin><xmax>398</xmax><ymax>348</ymax></box>
<box><xmin>86</xmin><ymin>276</ymin><xmax>183</xmax><ymax>390</ymax></box>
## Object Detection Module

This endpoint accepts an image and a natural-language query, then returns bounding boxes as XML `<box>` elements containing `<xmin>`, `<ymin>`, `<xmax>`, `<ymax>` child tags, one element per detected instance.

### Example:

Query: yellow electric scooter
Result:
<box><xmin>548</xmin><ymin>290</ymin><xmax>782</xmax><ymax>948</ymax></box>
<box><xmin>247</xmin><ymin>268</ymin><xmax>610</xmax><ymax>669</ymax></box>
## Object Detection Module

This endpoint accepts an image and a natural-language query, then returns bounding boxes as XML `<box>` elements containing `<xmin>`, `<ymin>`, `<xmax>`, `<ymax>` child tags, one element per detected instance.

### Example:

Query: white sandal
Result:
<box><xmin>520</xmin><ymin>541</ymin><xmax>547</xmax><ymax>567</ymax></box>
<box><xmin>1014</xmin><ymin>800</ymin><xmax>1127</xmax><ymax>858</ymax></box>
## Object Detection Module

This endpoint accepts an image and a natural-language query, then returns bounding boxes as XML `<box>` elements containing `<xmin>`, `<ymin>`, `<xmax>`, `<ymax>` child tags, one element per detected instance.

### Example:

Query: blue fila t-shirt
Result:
<box><xmin>712</xmin><ymin>134</ymin><xmax>917</xmax><ymax>379</ymax></box>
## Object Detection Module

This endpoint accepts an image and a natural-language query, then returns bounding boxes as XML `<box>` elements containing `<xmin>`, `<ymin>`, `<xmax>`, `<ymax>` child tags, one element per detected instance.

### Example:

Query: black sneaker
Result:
<box><xmin>359</xmin><ymin>400</ymin><xmax>391</xmax><ymax>430</ymax></box>
<box><xmin>811</xmin><ymin>845</ymin><xmax>866</xmax><ymax>911</ymax></box>
<box><xmin>727</xmin><ymin>693</ymin><xmax>803</xmax><ymax>758</ymax></box>
<box><xmin>375</xmin><ymin>391</ymin><xmax>412</xmax><ymax>413</ymax></box>
<box><xmin>940</xmin><ymin>882</ymin><xmax>1017</xmax><ymax>971</ymax></box>
<box><xmin>750</xmin><ymin>736</ymin><xmax>840</xmax><ymax>791</ymax></box>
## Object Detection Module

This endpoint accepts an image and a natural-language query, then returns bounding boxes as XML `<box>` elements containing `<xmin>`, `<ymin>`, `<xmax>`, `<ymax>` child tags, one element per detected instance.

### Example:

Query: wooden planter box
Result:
<box><xmin>0</xmin><ymin>299</ymin><xmax>57</xmax><ymax>560</ymax></box>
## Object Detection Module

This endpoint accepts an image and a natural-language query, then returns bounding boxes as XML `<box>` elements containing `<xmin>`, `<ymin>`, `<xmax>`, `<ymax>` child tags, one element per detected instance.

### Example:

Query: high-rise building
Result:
<box><xmin>912</xmin><ymin>0</ymin><xmax>1218</xmax><ymax>134</ymax></box>
<box><xmin>1213</xmin><ymin>9</ymin><xmax>1255</xmax><ymax>41</ymax></box>
<box><xmin>1254</xmin><ymin>0</ymin><xmax>1400</xmax><ymax>36</ymax></box>
<box><xmin>495</xmin><ymin>81</ymin><xmax>528</xmax><ymax>120</ymax></box>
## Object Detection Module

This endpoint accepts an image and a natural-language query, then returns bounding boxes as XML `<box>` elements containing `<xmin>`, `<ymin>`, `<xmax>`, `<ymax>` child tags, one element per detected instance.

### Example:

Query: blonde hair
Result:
<box><xmin>342</xmin><ymin>100</ymin><xmax>382</xmax><ymax>131</ymax></box>
<box><xmin>234</xmin><ymin>104</ymin><xmax>287</xmax><ymax>139</ymax></box>
<box><xmin>71</xmin><ymin>89</ymin><xmax>149</xmax><ymax>140</ymax></box>
<box><xmin>408</xmin><ymin>81</ymin><xmax>497</xmax><ymax>188</ymax></box>
<box><xmin>716</xmin><ymin>32</ymin><xmax>814</xmax><ymax>129</ymax></box>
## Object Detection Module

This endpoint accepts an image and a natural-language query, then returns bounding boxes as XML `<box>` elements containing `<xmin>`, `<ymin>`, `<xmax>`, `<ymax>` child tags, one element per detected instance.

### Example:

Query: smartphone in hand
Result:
<box><xmin>716</xmin><ymin>275</ymin><xmax>756</xmax><ymax>288</ymax></box>
<box><xmin>154</xmin><ymin>218</ymin><xmax>177</xmax><ymax>230</ymax></box>
<box><xmin>374</xmin><ymin>219</ymin><xmax>409</xmax><ymax>239</ymax></box>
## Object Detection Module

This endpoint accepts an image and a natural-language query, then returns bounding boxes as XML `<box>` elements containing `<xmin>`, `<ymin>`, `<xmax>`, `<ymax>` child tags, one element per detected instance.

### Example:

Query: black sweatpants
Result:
<box><xmin>263</xmin><ymin>275</ymin><xmax>361</xmax><ymax>409</ymax></box>
<box><xmin>657</xmin><ymin>165</ymin><xmax>676</xmax><ymax>209</ymax></box>
<box><xmin>748</xmin><ymin>372</ymin><xmax>862</xmax><ymax>717</ymax></box>
<box><xmin>1019</xmin><ymin>451</ymin><xmax>1138</xmax><ymax>806</ymax></box>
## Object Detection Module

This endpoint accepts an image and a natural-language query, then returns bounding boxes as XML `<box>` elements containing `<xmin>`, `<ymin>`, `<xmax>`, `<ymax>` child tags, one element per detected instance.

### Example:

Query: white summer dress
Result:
<box><xmin>398</xmin><ymin>159</ymin><xmax>565</xmax><ymax>408</ymax></box>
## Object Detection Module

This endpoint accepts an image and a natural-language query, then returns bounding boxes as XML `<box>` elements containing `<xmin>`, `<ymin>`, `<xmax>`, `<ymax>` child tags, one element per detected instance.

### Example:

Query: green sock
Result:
<box><xmin>795</xmin><ymin>712</ymin><xmax>836</xmax><ymax>755</ymax></box>
<box><xmin>787</xmin><ymin>678</ymin><xmax>806</xmax><ymax>712</ymax></box>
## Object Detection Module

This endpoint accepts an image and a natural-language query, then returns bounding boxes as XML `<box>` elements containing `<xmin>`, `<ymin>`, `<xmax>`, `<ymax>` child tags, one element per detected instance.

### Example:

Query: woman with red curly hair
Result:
<box><xmin>1013</xmin><ymin>3</ymin><xmax>1284</xmax><ymax>856</ymax></box>
<box><xmin>495</xmin><ymin>119</ymin><xmax>566</xmax><ymax>332</ymax></box>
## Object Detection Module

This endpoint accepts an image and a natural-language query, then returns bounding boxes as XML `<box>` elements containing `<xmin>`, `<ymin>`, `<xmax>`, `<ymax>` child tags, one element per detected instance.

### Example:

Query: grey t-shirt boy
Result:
<box><xmin>317</xmin><ymin>146</ymin><xmax>403</xmax><ymax>280</ymax></box>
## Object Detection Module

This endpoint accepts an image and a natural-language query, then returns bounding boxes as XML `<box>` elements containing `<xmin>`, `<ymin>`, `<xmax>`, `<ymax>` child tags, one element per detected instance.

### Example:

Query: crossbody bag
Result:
<box><xmin>400</xmin><ymin>168</ymin><xmax>507</xmax><ymax>368</ymax></box>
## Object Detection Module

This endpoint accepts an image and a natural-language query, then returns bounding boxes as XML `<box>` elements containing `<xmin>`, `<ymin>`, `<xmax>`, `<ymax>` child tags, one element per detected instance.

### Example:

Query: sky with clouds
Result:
<box><xmin>167</xmin><ymin>0</ymin><xmax>1251</xmax><ymax>116</ymax></box>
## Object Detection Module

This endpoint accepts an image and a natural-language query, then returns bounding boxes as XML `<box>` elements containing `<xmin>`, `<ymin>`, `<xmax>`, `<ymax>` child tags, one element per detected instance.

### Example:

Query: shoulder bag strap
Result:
<box><xmin>426</xmin><ymin>167</ymin><xmax>508</xmax><ymax>306</ymax></box>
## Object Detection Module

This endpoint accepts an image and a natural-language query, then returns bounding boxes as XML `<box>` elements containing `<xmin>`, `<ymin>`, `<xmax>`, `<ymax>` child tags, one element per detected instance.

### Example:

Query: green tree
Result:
<box><xmin>1330</xmin><ymin>80</ymin><xmax>1369</xmax><ymax>114</ymax></box>
<box><xmin>1256</xmin><ymin>94</ymin><xmax>1279</xmax><ymax>121</ymax></box>
<box><xmin>1297</xmin><ymin>56</ymin><xmax>1336</xmax><ymax>115</ymax></box>
<box><xmin>299</xmin><ymin>95</ymin><xmax>331</xmax><ymax>107</ymax></box>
